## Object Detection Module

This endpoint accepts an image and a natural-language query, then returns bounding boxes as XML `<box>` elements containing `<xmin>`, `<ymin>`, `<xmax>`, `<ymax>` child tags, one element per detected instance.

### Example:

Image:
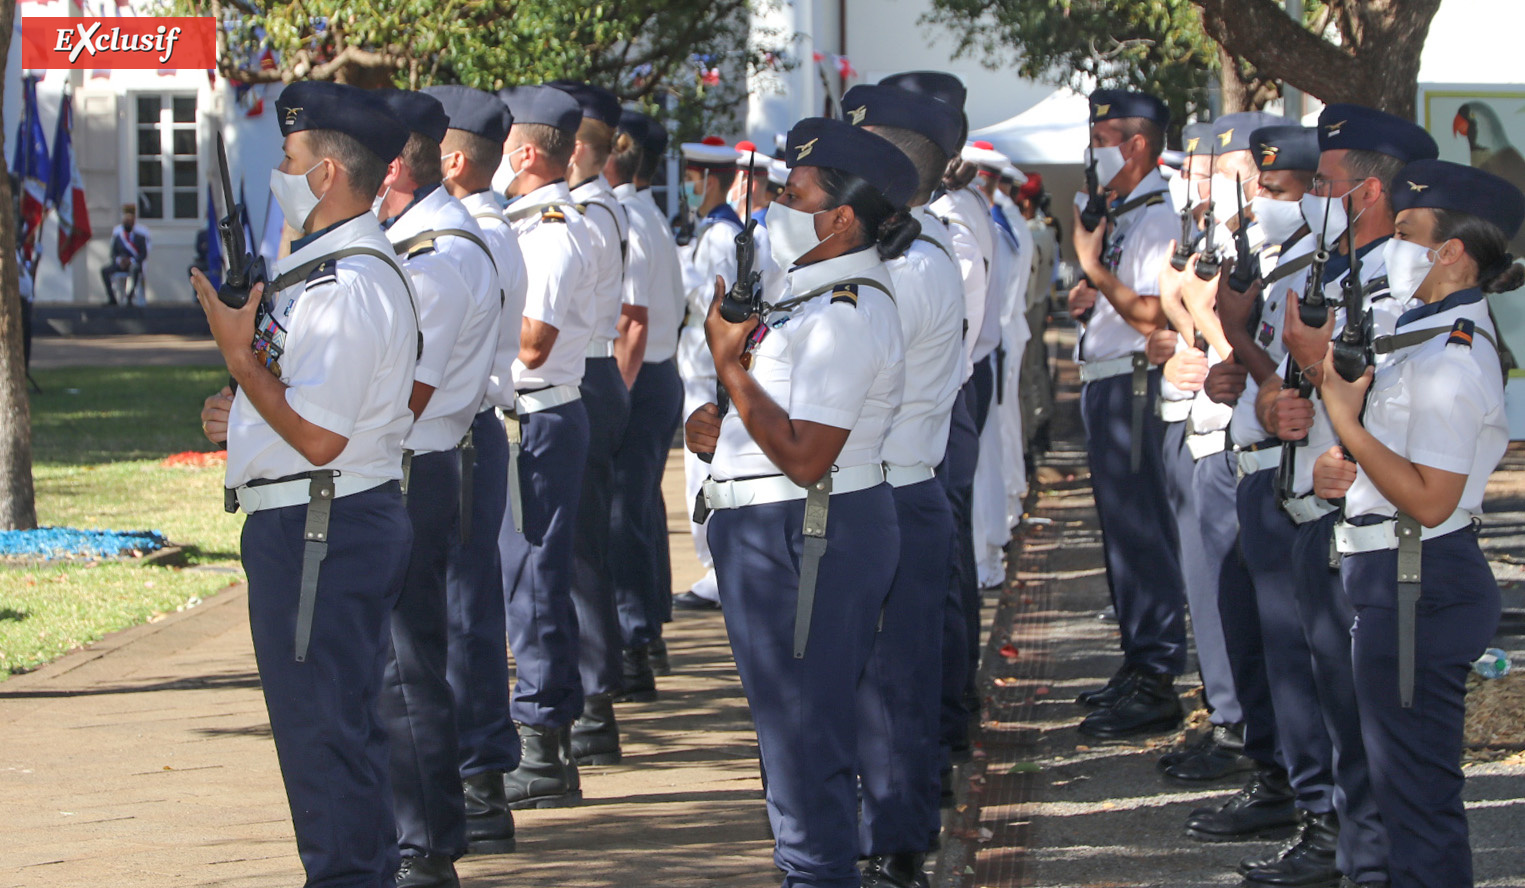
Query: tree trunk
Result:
<box><xmin>1196</xmin><ymin>0</ymin><xmax>1441</xmax><ymax>118</ymax></box>
<box><xmin>0</xmin><ymin>1</ymin><xmax>40</xmax><ymax>531</ymax></box>
<box><xmin>1216</xmin><ymin>46</ymin><xmax>1280</xmax><ymax>114</ymax></box>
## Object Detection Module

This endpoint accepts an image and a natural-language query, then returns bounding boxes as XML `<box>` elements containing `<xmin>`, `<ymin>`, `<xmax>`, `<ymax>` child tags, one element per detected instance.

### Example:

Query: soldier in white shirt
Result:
<box><xmin>194</xmin><ymin>82</ymin><xmax>418</xmax><ymax>888</ymax></box>
<box><xmin>493</xmin><ymin>85</ymin><xmax>598</xmax><ymax>809</ymax></box>
<box><xmin>846</xmin><ymin>81</ymin><xmax>967</xmax><ymax>888</ymax></box>
<box><xmin>605</xmin><ymin>110</ymin><xmax>685</xmax><ymax>700</ymax></box>
<box><xmin>419</xmin><ymin>83</ymin><xmax>528</xmax><ymax>858</ymax></box>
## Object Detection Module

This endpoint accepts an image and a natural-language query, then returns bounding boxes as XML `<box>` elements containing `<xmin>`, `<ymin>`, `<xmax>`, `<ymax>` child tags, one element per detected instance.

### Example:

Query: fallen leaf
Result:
<box><xmin>1007</xmin><ymin>761</ymin><xmax>1041</xmax><ymax>774</ymax></box>
<box><xmin>998</xmin><ymin>643</ymin><xmax>1020</xmax><ymax>660</ymax></box>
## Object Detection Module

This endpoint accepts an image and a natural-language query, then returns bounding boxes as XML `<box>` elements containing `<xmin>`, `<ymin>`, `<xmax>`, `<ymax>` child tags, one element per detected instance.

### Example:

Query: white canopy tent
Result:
<box><xmin>969</xmin><ymin>87</ymin><xmax>1091</xmax><ymax>167</ymax></box>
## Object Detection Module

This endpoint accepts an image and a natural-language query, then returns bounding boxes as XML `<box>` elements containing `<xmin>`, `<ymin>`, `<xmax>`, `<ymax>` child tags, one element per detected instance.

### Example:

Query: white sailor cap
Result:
<box><xmin>768</xmin><ymin>158</ymin><xmax>788</xmax><ymax>188</ymax></box>
<box><xmin>1000</xmin><ymin>164</ymin><xmax>1027</xmax><ymax>185</ymax></box>
<box><xmin>680</xmin><ymin>137</ymin><xmax>740</xmax><ymax>169</ymax></box>
<box><xmin>735</xmin><ymin>140</ymin><xmax>771</xmax><ymax>171</ymax></box>
<box><xmin>961</xmin><ymin>140</ymin><xmax>1008</xmax><ymax>171</ymax></box>
<box><xmin>773</xmin><ymin>133</ymin><xmax>787</xmax><ymax>154</ymax></box>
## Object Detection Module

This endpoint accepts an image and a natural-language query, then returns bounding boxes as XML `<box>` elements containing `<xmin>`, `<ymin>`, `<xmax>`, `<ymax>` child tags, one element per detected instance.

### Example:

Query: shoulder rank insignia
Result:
<box><xmin>1447</xmin><ymin>318</ymin><xmax>1476</xmax><ymax>348</ymax></box>
<box><xmin>541</xmin><ymin>207</ymin><xmax>567</xmax><ymax>223</ymax></box>
<box><xmin>406</xmin><ymin>239</ymin><xmax>436</xmax><ymax>259</ymax></box>
<box><xmin>830</xmin><ymin>283</ymin><xmax>859</xmax><ymax>307</ymax></box>
<box><xmin>306</xmin><ymin>258</ymin><xmax>338</xmax><ymax>287</ymax></box>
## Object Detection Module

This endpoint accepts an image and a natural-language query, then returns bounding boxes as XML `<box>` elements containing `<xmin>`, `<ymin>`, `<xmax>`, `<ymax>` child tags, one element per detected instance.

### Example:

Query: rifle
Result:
<box><xmin>1330</xmin><ymin>192</ymin><xmax>1372</xmax><ymax>383</ymax></box>
<box><xmin>1276</xmin><ymin>190</ymin><xmax>1334</xmax><ymax>504</ymax></box>
<box><xmin>209</xmin><ymin>133</ymin><xmax>266</xmax><ymax>310</ymax></box>
<box><xmin>1169</xmin><ymin>198</ymin><xmax>1194</xmax><ymax>272</ymax></box>
<box><xmin>1226</xmin><ymin>173</ymin><xmax>1258</xmax><ymax>293</ymax></box>
<box><xmin>1079</xmin><ymin>146</ymin><xmax>1107</xmax><ymax>233</ymax></box>
<box><xmin>1194</xmin><ymin>141</ymin><xmax>1221</xmax><ymax>281</ymax></box>
<box><xmin>697</xmin><ymin>181</ymin><xmax>764</xmax><ymax>464</ymax></box>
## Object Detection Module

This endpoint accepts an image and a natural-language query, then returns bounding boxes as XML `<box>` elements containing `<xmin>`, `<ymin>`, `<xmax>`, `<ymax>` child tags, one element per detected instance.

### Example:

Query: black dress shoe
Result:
<box><xmin>673</xmin><ymin>590</ymin><xmax>721</xmax><ymax>610</ymax></box>
<box><xmin>1162</xmin><ymin>724</ymin><xmax>1255</xmax><ymax>784</ymax></box>
<box><xmin>395</xmin><ymin>854</ymin><xmax>459</xmax><ymax>888</ymax></box>
<box><xmin>861</xmin><ymin>853</ymin><xmax>930</xmax><ymax>888</ymax></box>
<box><xmin>1076</xmin><ymin>664</ymin><xmax>1141</xmax><ymax>708</ymax></box>
<box><xmin>1077</xmin><ymin>671</ymin><xmax>1182</xmax><ymax>738</ymax></box>
<box><xmin>1157</xmin><ymin>728</ymin><xmax>1216</xmax><ymax>772</ymax></box>
<box><xmin>648</xmin><ymin>636</ymin><xmax>672</xmax><ymax>675</ymax></box>
<box><xmin>1185</xmin><ymin>767</ymin><xmax>1298</xmax><ymax>842</ymax></box>
<box><xmin>571</xmin><ymin>693</ymin><xmax>622</xmax><ymax>765</ymax></box>
<box><xmin>462</xmin><ymin>771</ymin><xmax>515</xmax><ymax>854</ymax></box>
<box><xmin>615</xmin><ymin>646</ymin><xmax>658</xmax><ymax>703</ymax></box>
<box><xmin>1242</xmin><ymin>811</ymin><xmax>1341</xmax><ymax>886</ymax></box>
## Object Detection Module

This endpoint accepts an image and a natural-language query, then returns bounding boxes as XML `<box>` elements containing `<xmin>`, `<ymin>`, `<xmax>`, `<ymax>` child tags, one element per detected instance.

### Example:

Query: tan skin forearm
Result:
<box><xmin>518</xmin><ymin>318</ymin><xmax>560</xmax><ymax>370</ymax></box>
<box><xmin>409</xmin><ymin>381</ymin><xmax>436</xmax><ymax>420</ymax></box>
<box><xmin>614</xmin><ymin>305</ymin><xmax>649</xmax><ymax>389</ymax></box>
<box><xmin>714</xmin><ymin>357</ymin><xmax>850</xmax><ymax>487</ymax></box>
<box><xmin>1080</xmin><ymin>263</ymin><xmax>1166</xmax><ymax>335</ymax></box>
<box><xmin>226</xmin><ymin>348</ymin><xmax>348</xmax><ymax>466</ymax></box>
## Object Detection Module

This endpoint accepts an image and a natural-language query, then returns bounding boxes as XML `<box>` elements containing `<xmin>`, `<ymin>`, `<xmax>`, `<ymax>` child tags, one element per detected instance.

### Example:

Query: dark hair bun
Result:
<box><xmin>876</xmin><ymin>210</ymin><xmax>922</xmax><ymax>260</ymax></box>
<box><xmin>1483</xmin><ymin>256</ymin><xmax>1524</xmax><ymax>294</ymax></box>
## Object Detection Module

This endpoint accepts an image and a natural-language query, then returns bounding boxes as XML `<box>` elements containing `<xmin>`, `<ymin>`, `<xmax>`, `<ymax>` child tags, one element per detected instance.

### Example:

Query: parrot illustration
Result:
<box><xmin>1454</xmin><ymin>101</ymin><xmax>1525</xmax><ymax>257</ymax></box>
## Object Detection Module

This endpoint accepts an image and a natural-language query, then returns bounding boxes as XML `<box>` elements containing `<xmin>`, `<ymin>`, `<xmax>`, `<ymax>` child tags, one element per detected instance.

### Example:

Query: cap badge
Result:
<box><xmin>284</xmin><ymin>106</ymin><xmax>302</xmax><ymax>126</ymax></box>
<box><xmin>1094</xmin><ymin>103</ymin><xmax>1110</xmax><ymax>117</ymax></box>
<box><xmin>847</xmin><ymin>106</ymin><xmax>867</xmax><ymax>126</ymax></box>
<box><xmin>794</xmin><ymin>137</ymin><xmax>819</xmax><ymax>160</ymax></box>
<box><xmin>1407</xmin><ymin>181</ymin><xmax>1429</xmax><ymax>192</ymax></box>
<box><xmin>1218</xmin><ymin>129</ymin><xmax>1234</xmax><ymax>147</ymax></box>
<box><xmin>1325</xmin><ymin>120</ymin><xmax>1346</xmax><ymax>137</ymax></box>
<box><xmin>1185</xmin><ymin>137</ymin><xmax>1200</xmax><ymax>153</ymax></box>
<box><xmin>1260</xmin><ymin>144</ymin><xmax>1280</xmax><ymax>166</ymax></box>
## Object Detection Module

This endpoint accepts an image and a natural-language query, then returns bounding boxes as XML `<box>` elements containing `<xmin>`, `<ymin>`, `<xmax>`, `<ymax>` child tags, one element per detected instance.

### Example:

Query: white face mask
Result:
<box><xmin>371</xmin><ymin>186</ymin><xmax>392</xmax><ymax>218</ymax></box>
<box><xmin>1090</xmin><ymin>144</ymin><xmax>1127</xmax><ymax>191</ymax></box>
<box><xmin>1382</xmin><ymin>238</ymin><xmax>1438</xmax><ymax>303</ymax></box>
<box><xmin>492</xmin><ymin>145</ymin><xmax>529</xmax><ymax>197</ymax></box>
<box><xmin>1167</xmin><ymin>172</ymin><xmax>1190</xmax><ymax>213</ymax></box>
<box><xmin>1209</xmin><ymin>173</ymin><xmax>1244</xmax><ymax>218</ymax></box>
<box><xmin>270</xmin><ymin>160</ymin><xmax>326</xmax><ymax>232</ymax></box>
<box><xmin>1300</xmin><ymin>183</ymin><xmax>1362</xmax><ymax>243</ymax></box>
<box><xmin>765</xmin><ymin>201</ymin><xmax>834</xmax><ymax>269</ymax></box>
<box><xmin>1250</xmin><ymin>195</ymin><xmax>1305</xmax><ymax>246</ymax></box>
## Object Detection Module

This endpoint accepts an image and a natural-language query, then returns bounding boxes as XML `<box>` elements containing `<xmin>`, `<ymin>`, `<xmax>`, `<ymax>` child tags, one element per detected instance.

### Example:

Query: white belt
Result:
<box><xmin>585</xmin><ymin>338</ymin><xmax>615</xmax><ymax>358</ymax></box>
<box><xmin>1282</xmin><ymin>493</ymin><xmax>1338</xmax><ymax>525</ymax></box>
<box><xmin>884</xmin><ymin>463</ymin><xmax>936</xmax><ymax>488</ymax></box>
<box><xmin>1236</xmin><ymin>445</ymin><xmax>1282</xmax><ymax>477</ymax></box>
<box><xmin>703</xmin><ymin>463</ymin><xmax>885</xmax><ymax>511</ymax></box>
<box><xmin>1158</xmin><ymin>398</ymin><xmax>1193</xmax><ymax>423</ymax></box>
<box><xmin>234</xmin><ymin>473</ymin><xmax>388</xmax><ymax>513</ymax></box>
<box><xmin>1186</xmin><ymin>430</ymin><xmax>1228</xmax><ymax>460</ymax></box>
<box><xmin>1078</xmin><ymin>355</ymin><xmax>1136</xmax><ymax>383</ymax></box>
<box><xmin>1334</xmin><ymin>511</ymin><xmax>1475</xmax><ymax>554</ymax></box>
<box><xmin>516</xmin><ymin>384</ymin><xmax>581</xmax><ymax>414</ymax></box>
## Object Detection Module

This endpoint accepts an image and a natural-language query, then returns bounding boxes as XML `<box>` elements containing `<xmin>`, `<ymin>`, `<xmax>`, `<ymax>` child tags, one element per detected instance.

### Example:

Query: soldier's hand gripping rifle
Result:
<box><xmin>1079</xmin><ymin>146</ymin><xmax>1108</xmax><ymax>233</ymax></box>
<box><xmin>1227</xmin><ymin>173</ymin><xmax>1259</xmax><ymax>293</ymax></box>
<box><xmin>1330</xmin><ymin>193</ymin><xmax>1373</xmax><ymax>384</ymax></box>
<box><xmin>210</xmin><ymin>133</ymin><xmax>266</xmax><ymax>310</ymax></box>
<box><xmin>1275</xmin><ymin>189</ymin><xmax>1334</xmax><ymax>503</ymax></box>
<box><xmin>697</xmin><ymin>185</ymin><xmax>764</xmax><ymax>464</ymax></box>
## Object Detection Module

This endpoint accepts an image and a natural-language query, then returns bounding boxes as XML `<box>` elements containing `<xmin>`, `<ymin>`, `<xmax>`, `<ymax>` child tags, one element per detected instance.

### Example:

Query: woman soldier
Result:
<box><xmin>684</xmin><ymin>116</ymin><xmax>919</xmax><ymax>888</ymax></box>
<box><xmin>1313</xmin><ymin>158</ymin><xmax>1524</xmax><ymax>888</ymax></box>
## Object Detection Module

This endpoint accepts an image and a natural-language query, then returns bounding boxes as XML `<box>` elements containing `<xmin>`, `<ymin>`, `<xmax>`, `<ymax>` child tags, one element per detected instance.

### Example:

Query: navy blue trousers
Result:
<box><xmin>503</xmin><ymin>399</ymin><xmax>591</xmax><ymax>729</ymax></box>
<box><xmin>858</xmin><ymin>478</ymin><xmax>952</xmax><ymax>856</ymax></box>
<box><xmin>445</xmin><ymin>409</ymin><xmax>518</xmax><ymax>777</ymax></box>
<box><xmin>935</xmin><ymin>389</ymin><xmax>978</xmax><ymax>756</ymax></box>
<box><xmin>384</xmin><ymin>449</ymin><xmax>467</xmax><ymax>859</ymax></box>
<box><xmin>1292</xmin><ymin>513</ymin><xmax>1389</xmax><ymax>881</ymax></box>
<box><xmin>1192</xmin><ymin>449</ymin><xmax>1270</xmax><ymax>758</ymax></box>
<box><xmin>1081</xmin><ymin>371</ymin><xmax>1185</xmax><ymax>674</ymax></box>
<box><xmin>711</xmin><ymin>484</ymin><xmax>899</xmax><ymax>888</ymax></box>
<box><xmin>243</xmin><ymin>483</ymin><xmax>410</xmax><ymax>888</ymax></box>
<box><xmin>968</xmin><ymin>354</ymin><xmax>994</xmax><ymax>435</ymax></box>
<box><xmin>1343</xmin><ymin>526</ymin><xmax>1500</xmax><ymax>888</ymax></box>
<box><xmin>1236</xmin><ymin>468</ymin><xmax>1334</xmax><ymax>811</ymax></box>
<box><xmin>574</xmin><ymin>356</ymin><xmax>632</xmax><ymax>697</ymax></box>
<box><xmin>611</xmin><ymin>359</ymin><xmax>683</xmax><ymax>648</ymax></box>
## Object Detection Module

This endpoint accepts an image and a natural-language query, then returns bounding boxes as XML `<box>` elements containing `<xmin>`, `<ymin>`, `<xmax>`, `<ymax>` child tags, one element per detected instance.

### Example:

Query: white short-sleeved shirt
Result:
<box><xmin>1345</xmin><ymin>289</ymin><xmax>1505</xmax><ymax>519</ymax></box>
<box><xmin>882</xmin><ymin>208</ymin><xmax>966</xmax><ymax>468</ymax></box>
<box><xmin>1077</xmin><ymin>168</ymin><xmax>1176</xmax><ymax>363</ymax></box>
<box><xmin>1279</xmin><ymin>239</ymin><xmax>1419</xmax><ymax>495</ymax></box>
<box><xmin>571</xmin><ymin>175</ymin><xmax>630</xmax><ymax>344</ymax></box>
<box><xmin>507</xmin><ymin>180</ymin><xmax>597</xmax><ymax>389</ymax></box>
<box><xmin>973</xmin><ymin>192</ymin><xmax>1011</xmax><ymax>362</ymax></box>
<box><xmin>677</xmin><ymin>206</ymin><xmax>746</xmax><ymax>385</ymax></box>
<box><xmin>461</xmin><ymin>190</ymin><xmax>529</xmax><ymax>411</ymax></box>
<box><xmin>225</xmin><ymin>213</ymin><xmax>418</xmax><ymax>488</ymax></box>
<box><xmin>384</xmin><ymin>186</ymin><xmax>500</xmax><ymax>452</ymax></box>
<box><xmin>930</xmin><ymin>187</ymin><xmax>992</xmax><ymax>379</ymax></box>
<box><xmin>614</xmin><ymin>185</ymin><xmax>685</xmax><ymax>363</ymax></box>
<box><xmin>1230</xmin><ymin>232</ymin><xmax>1315</xmax><ymax>448</ymax></box>
<box><xmin>712</xmin><ymin>247</ymin><xmax>905</xmax><ymax>481</ymax></box>
<box><xmin>749</xmin><ymin>211</ymin><xmax>789</xmax><ymax>310</ymax></box>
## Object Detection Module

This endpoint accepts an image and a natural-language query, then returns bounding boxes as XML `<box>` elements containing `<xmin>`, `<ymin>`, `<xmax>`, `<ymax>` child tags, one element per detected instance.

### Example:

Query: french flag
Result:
<box><xmin>11</xmin><ymin>74</ymin><xmax>51</xmax><ymax>264</ymax></box>
<box><xmin>48</xmin><ymin>82</ymin><xmax>92</xmax><ymax>267</ymax></box>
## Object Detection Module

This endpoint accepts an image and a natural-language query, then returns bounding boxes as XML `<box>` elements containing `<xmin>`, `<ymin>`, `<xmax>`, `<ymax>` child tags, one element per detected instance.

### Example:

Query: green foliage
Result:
<box><xmin>163</xmin><ymin>0</ymin><xmax>794</xmax><ymax>140</ymax></box>
<box><xmin>922</xmin><ymin>0</ymin><xmax>1219</xmax><ymax>130</ymax></box>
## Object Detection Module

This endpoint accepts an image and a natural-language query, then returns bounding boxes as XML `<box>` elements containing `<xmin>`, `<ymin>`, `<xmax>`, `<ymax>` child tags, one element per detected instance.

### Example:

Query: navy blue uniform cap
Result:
<box><xmin>497</xmin><ymin>85</ymin><xmax>583</xmax><ymax>134</ymax></box>
<box><xmin>841</xmin><ymin>83</ymin><xmax>963</xmax><ymax>157</ymax></box>
<box><xmin>276</xmin><ymin>81</ymin><xmax>409</xmax><ymax>164</ymax></box>
<box><xmin>1392</xmin><ymin>158</ymin><xmax>1525</xmax><ymax>239</ymax></box>
<box><xmin>877</xmin><ymin>70</ymin><xmax>966</xmax><ymax>111</ymax></box>
<box><xmin>1317</xmin><ymin>103</ymin><xmax>1439</xmax><ymax>163</ymax></box>
<box><xmin>377</xmin><ymin>89</ymin><xmax>449</xmax><ymax>145</ymax></box>
<box><xmin>784</xmin><ymin>117</ymin><xmax>918</xmax><ymax>208</ymax></box>
<box><xmin>1213</xmin><ymin>112</ymin><xmax>1291</xmax><ymax>153</ymax></box>
<box><xmin>1250</xmin><ymin>125</ymin><xmax>1320</xmax><ymax>172</ymax></box>
<box><xmin>620</xmin><ymin>109</ymin><xmax>667</xmax><ymax>157</ymax></box>
<box><xmin>1089</xmin><ymin>89</ymin><xmax>1170</xmax><ymax>131</ymax></box>
<box><xmin>1181</xmin><ymin>122</ymin><xmax>1214</xmax><ymax>156</ymax></box>
<box><xmin>422</xmin><ymin>85</ymin><xmax>512</xmax><ymax>144</ymax></box>
<box><xmin>545</xmin><ymin>80</ymin><xmax>621</xmax><ymax>128</ymax></box>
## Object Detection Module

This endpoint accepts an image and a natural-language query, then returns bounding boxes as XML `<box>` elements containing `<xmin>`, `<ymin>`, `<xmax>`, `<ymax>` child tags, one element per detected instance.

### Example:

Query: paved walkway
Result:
<box><xmin>31</xmin><ymin>334</ymin><xmax>224</xmax><ymax>370</ymax></box>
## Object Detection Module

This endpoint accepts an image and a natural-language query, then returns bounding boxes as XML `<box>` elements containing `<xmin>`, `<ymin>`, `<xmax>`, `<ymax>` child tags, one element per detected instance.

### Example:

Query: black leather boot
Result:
<box><xmin>503</xmin><ymin>723</ymin><xmax>582</xmax><ymax>809</ymax></box>
<box><xmin>1077</xmin><ymin>671</ymin><xmax>1182</xmax><ymax>738</ymax></box>
<box><xmin>615</xmin><ymin>646</ymin><xmax>658</xmax><ymax>703</ymax></box>
<box><xmin>395</xmin><ymin>854</ymin><xmax>459</xmax><ymax>888</ymax></box>
<box><xmin>462</xmin><ymin>771</ymin><xmax>516</xmax><ymax>854</ymax></box>
<box><xmin>1161</xmin><ymin>723</ymin><xmax>1255</xmax><ymax>784</ymax></box>
<box><xmin>1156</xmin><ymin>728</ymin><xmax>1216</xmax><ymax>772</ymax></box>
<box><xmin>1076</xmin><ymin>664</ymin><xmax>1140</xmax><ymax>707</ymax></box>
<box><xmin>1185</xmin><ymin>766</ymin><xmax>1298</xmax><ymax>841</ymax></box>
<box><xmin>861</xmin><ymin>852</ymin><xmax>930</xmax><ymax>888</ymax></box>
<box><xmin>648</xmin><ymin>636</ymin><xmax>671</xmax><ymax>676</ymax></box>
<box><xmin>1242</xmin><ymin>810</ymin><xmax>1341</xmax><ymax>886</ymax></box>
<box><xmin>571</xmin><ymin>693</ymin><xmax>622</xmax><ymax>765</ymax></box>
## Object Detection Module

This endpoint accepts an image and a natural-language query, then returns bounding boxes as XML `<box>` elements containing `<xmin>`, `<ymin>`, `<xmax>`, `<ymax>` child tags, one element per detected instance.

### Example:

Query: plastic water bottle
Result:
<box><xmin>1473</xmin><ymin>648</ymin><xmax>1512</xmax><ymax>679</ymax></box>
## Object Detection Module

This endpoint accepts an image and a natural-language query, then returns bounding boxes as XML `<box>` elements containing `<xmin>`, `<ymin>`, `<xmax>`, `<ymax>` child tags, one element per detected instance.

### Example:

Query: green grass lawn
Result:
<box><xmin>0</xmin><ymin>366</ymin><xmax>244</xmax><ymax>677</ymax></box>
